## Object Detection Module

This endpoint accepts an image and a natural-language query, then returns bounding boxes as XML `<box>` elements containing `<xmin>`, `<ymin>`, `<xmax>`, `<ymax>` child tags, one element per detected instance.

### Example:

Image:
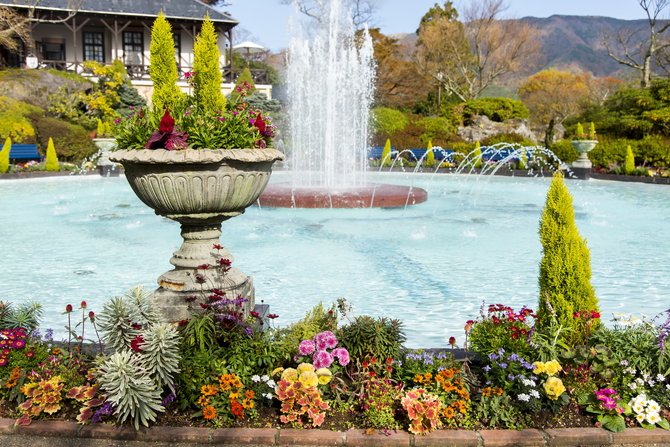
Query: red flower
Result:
<box><xmin>158</xmin><ymin>108</ymin><xmax>175</xmax><ymax>133</ymax></box>
<box><xmin>370</xmin><ymin>358</ymin><xmax>377</xmax><ymax>364</ymax></box>
<box><xmin>66</xmin><ymin>304</ymin><xmax>73</xmax><ymax>313</ymax></box>
<box><xmin>267</xmin><ymin>314</ymin><xmax>279</xmax><ymax>319</ymax></box>
<box><xmin>199</xmin><ymin>303</ymin><xmax>211</xmax><ymax>310</ymax></box>
<box><xmin>88</xmin><ymin>311</ymin><xmax>95</xmax><ymax>321</ymax></box>
<box><xmin>219</xmin><ymin>259</ymin><xmax>232</xmax><ymax>266</ymax></box>
<box><xmin>362</xmin><ymin>362</ymin><xmax>369</xmax><ymax>368</ymax></box>
<box><xmin>198</xmin><ymin>264</ymin><xmax>210</xmax><ymax>270</ymax></box>
<box><xmin>591</xmin><ymin>311</ymin><xmax>600</xmax><ymax>319</ymax></box>
<box><xmin>178</xmin><ymin>319</ymin><xmax>190</xmax><ymax>326</ymax></box>
<box><xmin>369</xmin><ymin>371</ymin><xmax>376</xmax><ymax>377</ymax></box>
<box><xmin>511</xmin><ymin>332</ymin><xmax>519</xmax><ymax>339</ymax></box>
<box><xmin>213</xmin><ymin>244</ymin><xmax>224</xmax><ymax>250</ymax></box>
<box><xmin>386</xmin><ymin>366</ymin><xmax>393</xmax><ymax>373</ymax></box>
<box><xmin>253</xmin><ymin>112</ymin><xmax>266</xmax><ymax>133</ymax></box>
<box><xmin>130</xmin><ymin>335</ymin><xmax>145</xmax><ymax>352</ymax></box>
<box><xmin>250</xmin><ymin>311</ymin><xmax>260</xmax><ymax>318</ymax></box>
<box><xmin>185</xmin><ymin>295</ymin><xmax>197</xmax><ymax>303</ymax></box>
<box><xmin>80</xmin><ymin>301</ymin><xmax>87</xmax><ymax>309</ymax></box>
<box><xmin>449</xmin><ymin>336</ymin><xmax>456</xmax><ymax>346</ymax></box>
<box><xmin>386</xmin><ymin>357</ymin><xmax>393</xmax><ymax>365</ymax></box>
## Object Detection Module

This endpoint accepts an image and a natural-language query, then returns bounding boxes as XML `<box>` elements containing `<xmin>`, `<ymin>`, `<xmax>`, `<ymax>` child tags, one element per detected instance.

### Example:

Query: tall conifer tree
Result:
<box><xmin>193</xmin><ymin>13</ymin><xmax>226</xmax><ymax>113</ymax></box>
<box><xmin>150</xmin><ymin>12</ymin><xmax>182</xmax><ymax>111</ymax></box>
<box><xmin>0</xmin><ymin>137</ymin><xmax>10</xmax><ymax>174</ymax></box>
<box><xmin>537</xmin><ymin>172</ymin><xmax>600</xmax><ymax>346</ymax></box>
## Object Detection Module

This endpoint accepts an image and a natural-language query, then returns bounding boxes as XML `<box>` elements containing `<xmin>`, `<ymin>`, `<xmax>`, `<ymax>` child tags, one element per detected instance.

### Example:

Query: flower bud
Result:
<box><xmin>81</xmin><ymin>301</ymin><xmax>87</xmax><ymax>309</ymax></box>
<box><xmin>66</xmin><ymin>304</ymin><xmax>73</xmax><ymax>313</ymax></box>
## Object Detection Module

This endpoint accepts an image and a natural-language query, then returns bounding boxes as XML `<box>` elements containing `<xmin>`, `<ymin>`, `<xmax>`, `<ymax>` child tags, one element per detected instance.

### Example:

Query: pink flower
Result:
<box><xmin>314</xmin><ymin>331</ymin><xmax>338</xmax><ymax>350</ymax></box>
<box><xmin>313</xmin><ymin>350</ymin><xmax>334</xmax><ymax>369</ymax></box>
<box><xmin>298</xmin><ymin>339</ymin><xmax>316</xmax><ymax>356</ymax></box>
<box><xmin>332</xmin><ymin>347</ymin><xmax>350</xmax><ymax>366</ymax></box>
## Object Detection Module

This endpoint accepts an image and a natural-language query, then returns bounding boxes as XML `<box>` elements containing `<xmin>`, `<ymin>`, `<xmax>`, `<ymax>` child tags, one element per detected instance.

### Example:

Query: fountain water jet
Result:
<box><xmin>258</xmin><ymin>0</ymin><xmax>427</xmax><ymax>208</ymax></box>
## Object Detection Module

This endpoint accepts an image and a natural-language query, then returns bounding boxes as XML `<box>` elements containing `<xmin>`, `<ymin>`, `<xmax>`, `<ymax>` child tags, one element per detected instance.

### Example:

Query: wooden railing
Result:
<box><xmin>38</xmin><ymin>60</ymin><xmax>270</xmax><ymax>84</ymax></box>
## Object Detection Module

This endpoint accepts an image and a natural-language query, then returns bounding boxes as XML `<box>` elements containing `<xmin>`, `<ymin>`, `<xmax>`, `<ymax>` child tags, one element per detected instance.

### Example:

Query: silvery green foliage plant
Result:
<box><xmin>142</xmin><ymin>322</ymin><xmax>181</xmax><ymax>393</ymax></box>
<box><xmin>97</xmin><ymin>350</ymin><xmax>164</xmax><ymax>429</ymax></box>
<box><xmin>97</xmin><ymin>285</ymin><xmax>160</xmax><ymax>352</ymax></box>
<box><xmin>0</xmin><ymin>301</ymin><xmax>43</xmax><ymax>331</ymax></box>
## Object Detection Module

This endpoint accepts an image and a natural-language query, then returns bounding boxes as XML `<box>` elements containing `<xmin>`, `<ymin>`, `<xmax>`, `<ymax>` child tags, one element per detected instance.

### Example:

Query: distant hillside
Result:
<box><xmin>391</xmin><ymin>14</ymin><xmax>652</xmax><ymax>79</ymax></box>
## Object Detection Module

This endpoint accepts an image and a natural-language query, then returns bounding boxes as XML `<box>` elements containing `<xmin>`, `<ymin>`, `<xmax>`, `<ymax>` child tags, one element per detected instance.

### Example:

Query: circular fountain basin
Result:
<box><xmin>259</xmin><ymin>182</ymin><xmax>427</xmax><ymax>208</ymax></box>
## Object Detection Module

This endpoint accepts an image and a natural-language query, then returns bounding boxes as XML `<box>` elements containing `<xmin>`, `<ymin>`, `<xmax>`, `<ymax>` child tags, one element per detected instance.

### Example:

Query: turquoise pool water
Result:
<box><xmin>1</xmin><ymin>172</ymin><xmax>669</xmax><ymax>347</ymax></box>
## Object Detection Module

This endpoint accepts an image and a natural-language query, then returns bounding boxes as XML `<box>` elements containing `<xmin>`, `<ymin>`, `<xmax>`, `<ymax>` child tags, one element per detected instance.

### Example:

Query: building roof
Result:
<box><xmin>2</xmin><ymin>0</ymin><xmax>238</xmax><ymax>24</ymax></box>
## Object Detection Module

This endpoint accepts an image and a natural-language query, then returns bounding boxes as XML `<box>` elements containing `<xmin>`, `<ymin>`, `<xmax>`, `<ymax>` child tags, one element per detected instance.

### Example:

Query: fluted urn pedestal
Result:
<box><xmin>109</xmin><ymin>148</ymin><xmax>284</xmax><ymax>322</ymax></box>
<box><xmin>570</xmin><ymin>140</ymin><xmax>598</xmax><ymax>180</ymax></box>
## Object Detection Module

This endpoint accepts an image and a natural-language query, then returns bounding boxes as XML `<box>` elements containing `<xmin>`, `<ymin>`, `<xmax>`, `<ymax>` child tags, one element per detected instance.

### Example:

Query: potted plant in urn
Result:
<box><xmin>570</xmin><ymin>122</ymin><xmax>597</xmax><ymax>170</ymax></box>
<box><xmin>110</xmin><ymin>12</ymin><xmax>284</xmax><ymax>322</ymax></box>
<box><xmin>91</xmin><ymin>119</ymin><xmax>118</xmax><ymax>176</ymax></box>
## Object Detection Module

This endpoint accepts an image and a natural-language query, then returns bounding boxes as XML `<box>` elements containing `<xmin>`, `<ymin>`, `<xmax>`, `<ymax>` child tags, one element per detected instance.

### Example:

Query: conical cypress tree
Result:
<box><xmin>536</xmin><ymin>171</ymin><xmax>600</xmax><ymax>346</ymax></box>
<box><xmin>624</xmin><ymin>145</ymin><xmax>635</xmax><ymax>175</ymax></box>
<box><xmin>472</xmin><ymin>141</ymin><xmax>482</xmax><ymax>169</ymax></box>
<box><xmin>231</xmin><ymin>67</ymin><xmax>256</xmax><ymax>102</ymax></box>
<box><xmin>518</xmin><ymin>148</ymin><xmax>527</xmax><ymax>170</ymax></box>
<box><xmin>0</xmin><ymin>137</ymin><xmax>10</xmax><ymax>174</ymax></box>
<box><xmin>381</xmin><ymin>138</ymin><xmax>391</xmax><ymax>163</ymax></box>
<box><xmin>150</xmin><ymin>12</ymin><xmax>182</xmax><ymax>112</ymax></box>
<box><xmin>425</xmin><ymin>140</ymin><xmax>435</xmax><ymax>167</ymax></box>
<box><xmin>193</xmin><ymin>13</ymin><xmax>226</xmax><ymax>113</ymax></box>
<box><xmin>45</xmin><ymin>138</ymin><xmax>59</xmax><ymax>171</ymax></box>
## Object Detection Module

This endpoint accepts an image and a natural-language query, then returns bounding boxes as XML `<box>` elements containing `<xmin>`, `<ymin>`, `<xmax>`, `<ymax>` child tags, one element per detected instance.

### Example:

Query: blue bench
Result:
<box><xmin>368</xmin><ymin>146</ymin><xmax>396</xmax><ymax>159</ymax></box>
<box><xmin>480</xmin><ymin>147</ymin><xmax>534</xmax><ymax>162</ymax></box>
<box><xmin>9</xmin><ymin>144</ymin><xmax>43</xmax><ymax>162</ymax></box>
<box><xmin>408</xmin><ymin>148</ymin><xmax>454</xmax><ymax>161</ymax></box>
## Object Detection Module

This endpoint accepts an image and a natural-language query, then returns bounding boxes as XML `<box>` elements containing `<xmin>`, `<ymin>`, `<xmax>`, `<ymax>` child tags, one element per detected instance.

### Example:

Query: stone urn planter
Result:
<box><xmin>570</xmin><ymin>140</ymin><xmax>598</xmax><ymax>168</ymax></box>
<box><xmin>92</xmin><ymin>138</ymin><xmax>118</xmax><ymax>176</ymax></box>
<box><xmin>109</xmin><ymin>148</ymin><xmax>284</xmax><ymax>322</ymax></box>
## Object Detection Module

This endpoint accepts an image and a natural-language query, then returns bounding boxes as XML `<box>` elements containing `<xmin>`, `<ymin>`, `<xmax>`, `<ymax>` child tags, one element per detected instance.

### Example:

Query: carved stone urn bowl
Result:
<box><xmin>570</xmin><ymin>140</ymin><xmax>598</xmax><ymax>169</ymax></box>
<box><xmin>109</xmin><ymin>148</ymin><xmax>284</xmax><ymax>322</ymax></box>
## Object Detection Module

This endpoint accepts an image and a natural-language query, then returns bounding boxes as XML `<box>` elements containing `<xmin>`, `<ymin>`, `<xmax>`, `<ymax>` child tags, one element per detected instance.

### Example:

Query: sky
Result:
<box><xmin>224</xmin><ymin>0</ymin><xmax>649</xmax><ymax>53</ymax></box>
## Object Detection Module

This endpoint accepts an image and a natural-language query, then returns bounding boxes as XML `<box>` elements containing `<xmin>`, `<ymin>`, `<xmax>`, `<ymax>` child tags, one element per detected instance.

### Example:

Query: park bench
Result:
<box><xmin>408</xmin><ymin>148</ymin><xmax>454</xmax><ymax>161</ymax></box>
<box><xmin>368</xmin><ymin>146</ymin><xmax>397</xmax><ymax>159</ymax></box>
<box><xmin>9</xmin><ymin>144</ymin><xmax>44</xmax><ymax>162</ymax></box>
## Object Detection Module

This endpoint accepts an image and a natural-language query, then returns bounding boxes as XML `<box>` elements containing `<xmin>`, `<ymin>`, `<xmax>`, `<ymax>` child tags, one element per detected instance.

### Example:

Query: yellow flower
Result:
<box><xmin>544</xmin><ymin>360</ymin><xmax>562</xmax><ymax>376</ymax></box>
<box><xmin>544</xmin><ymin>377</ymin><xmax>566</xmax><ymax>400</ymax></box>
<box><xmin>241</xmin><ymin>398</ymin><xmax>255</xmax><ymax>409</ymax></box>
<box><xmin>272</xmin><ymin>367</ymin><xmax>284</xmax><ymax>376</ymax></box>
<box><xmin>298</xmin><ymin>370</ymin><xmax>318</xmax><ymax>388</ymax></box>
<box><xmin>533</xmin><ymin>361</ymin><xmax>545</xmax><ymax>374</ymax></box>
<box><xmin>316</xmin><ymin>368</ymin><xmax>332</xmax><ymax>384</ymax></box>
<box><xmin>229</xmin><ymin>391</ymin><xmax>241</xmax><ymax>399</ymax></box>
<box><xmin>297</xmin><ymin>363</ymin><xmax>315</xmax><ymax>374</ymax></box>
<box><xmin>281</xmin><ymin>368</ymin><xmax>298</xmax><ymax>382</ymax></box>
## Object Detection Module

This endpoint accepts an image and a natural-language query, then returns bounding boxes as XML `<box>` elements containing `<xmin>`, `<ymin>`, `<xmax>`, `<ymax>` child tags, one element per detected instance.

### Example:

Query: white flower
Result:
<box><xmin>636</xmin><ymin>413</ymin><xmax>647</xmax><ymax>423</ymax></box>
<box><xmin>530</xmin><ymin>390</ymin><xmax>540</xmax><ymax>399</ymax></box>
<box><xmin>522</xmin><ymin>379</ymin><xmax>536</xmax><ymax>387</ymax></box>
<box><xmin>251</xmin><ymin>375</ymin><xmax>261</xmax><ymax>382</ymax></box>
<box><xmin>647</xmin><ymin>379</ymin><xmax>656</xmax><ymax>386</ymax></box>
<box><xmin>628</xmin><ymin>382</ymin><xmax>638</xmax><ymax>390</ymax></box>
<box><xmin>261</xmin><ymin>375</ymin><xmax>270</xmax><ymax>382</ymax></box>
<box><xmin>264</xmin><ymin>393</ymin><xmax>274</xmax><ymax>400</ymax></box>
<box><xmin>647</xmin><ymin>401</ymin><xmax>661</xmax><ymax>413</ymax></box>
<box><xmin>656</xmin><ymin>374</ymin><xmax>666</xmax><ymax>382</ymax></box>
<box><xmin>517</xmin><ymin>394</ymin><xmax>530</xmax><ymax>402</ymax></box>
<box><xmin>266</xmin><ymin>379</ymin><xmax>276</xmax><ymax>388</ymax></box>
<box><xmin>631</xmin><ymin>317</ymin><xmax>642</xmax><ymax>324</ymax></box>
<box><xmin>632</xmin><ymin>403</ymin><xmax>645</xmax><ymax>414</ymax></box>
<box><xmin>634</xmin><ymin>394</ymin><xmax>648</xmax><ymax>406</ymax></box>
<box><xmin>624</xmin><ymin>367</ymin><xmax>637</xmax><ymax>375</ymax></box>
<box><xmin>636</xmin><ymin>378</ymin><xmax>645</xmax><ymax>385</ymax></box>
<box><xmin>646</xmin><ymin>413</ymin><xmax>661</xmax><ymax>424</ymax></box>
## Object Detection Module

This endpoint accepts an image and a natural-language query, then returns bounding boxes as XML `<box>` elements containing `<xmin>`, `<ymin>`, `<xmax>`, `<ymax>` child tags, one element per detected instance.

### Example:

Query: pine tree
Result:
<box><xmin>624</xmin><ymin>145</ymin><xmax>635</xmax><ymax>175</ymax></box>
<box><xmin>425</xmin><ymin>140</ymin><xmax>435</xmax><ymax>167</ymax></box>
<box><xmin>518</xmin><ymin>148</ymin><xmax>527</xmax><ymax>170</ymax></box>
<box><xmin>193</xmin><ymin>13</ymin><xmax>226</xmax><ymax>113</ymax></box>
<box><xmin>231</xmin><ymin>67</ymin><xmax>256</xmax><ymax>102</ymax></box>
<box><xmin>472</xmin><ymin>141</ymin><xmax>482</xmax><ymax>169</ymax></box>
<box><xmin>45</xmin><ymin>138</ymin><xmax>59</xmax><ymax>171</ymax></box>
<box><xmin>0</xmin><ymin>137</ymin><xmax>10</xmax><ymax>174</ymax></box>
<box><xmin>536</xmin><ymin>171</ymin><xmax>600</xmax><ymax>346</ymax></box>
<box><xmin>149</xmin><ymin>11</ymin><xmax>182</xmax><ymax>112</ymax></box>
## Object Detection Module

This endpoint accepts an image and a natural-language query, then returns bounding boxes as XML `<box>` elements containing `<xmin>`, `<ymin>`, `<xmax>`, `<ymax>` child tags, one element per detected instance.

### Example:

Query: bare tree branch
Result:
<box><xmin>279</xmin><ymin>0</ymin><xmax>380</xmax><ymax>30</ymax></box>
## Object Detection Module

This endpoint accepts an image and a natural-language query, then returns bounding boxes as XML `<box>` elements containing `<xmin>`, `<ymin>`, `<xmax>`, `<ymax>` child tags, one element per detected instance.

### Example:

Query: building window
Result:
<box><xmin>123</xmin><ymin>31</ymin><xmax>143</xmax><ymax>66</ymax></box>
<box><xmin>42</xmin><ymin>38</ymin><xmax>66</xmax><ymax>61</ymax></box>
<box><xmin>83</xmin><ymin>32</ymin><xmax>104</xmax><ymax>62</ymax></box>
<box><xmin>173</xmin><ymin>34</ymin><xmax>181</xmax><ymax>67</ymax></box>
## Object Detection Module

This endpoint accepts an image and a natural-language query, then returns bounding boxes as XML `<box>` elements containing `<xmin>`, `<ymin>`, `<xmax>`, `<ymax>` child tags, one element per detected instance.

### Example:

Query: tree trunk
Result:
<box><xmin>544</xmin><ymin>118</ymin><xmax>556</xmax><ymax>149</ymax></box>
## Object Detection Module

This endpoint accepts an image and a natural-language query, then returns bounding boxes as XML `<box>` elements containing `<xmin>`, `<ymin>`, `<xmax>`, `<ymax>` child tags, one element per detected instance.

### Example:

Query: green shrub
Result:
<box><xmin>549</xmin><ymin>140</ymin><xmax>579</xmax><ymax>164</ymax></box>
<box><xmin>245</xmin><ymin>91</ymin><xmax>281</xmax><ymax>113</ymax></box>
<box><xmin>45</xmin><ymin>137</ymin><xmax>59</xmax><ymax>171</ymax></box>
<box><xmin>34</xmin><ymin>117</ymin><xmax>97</xmax><ymax>161</ymax></box>
<box><xmin>472</xmin><ymin>142</ymin><xmax>482</xmax><ymax>168</ymax></box>
<box><xmin>0</xmin><ymin>96</ymin><xmax>42</xmax><ymax>144</ymax></box>
<box><xmin>337</xmin><ymin>315</ymin><xmax>406</xmax><ymax>362</ymax></box>
<box><xmin>415</xmin><ymin>116</ymin><xmax>457</xmax><ymax>145</ymax></box>
<box><xmin>624</xmin><ymin>145</ymin><xmax>635</xmax><ymax>174</ymax></box>
<box><xmin>425</xmin><ymin>140</ymin><xmax>435</xmax><ymax>166</ymax></box>
<box><xmin>231</xmin><ymin>67</ymin><xmax>256</xmax><ymax>102</ymax></box>
<box><xmin>278</xmin><ymin>302</ymin><xmax>337</xmax><ymax>359</ymax></box>
<box><xmin>536</xmin><ymin>172</ymin><xmax>600</xmax><ymax>347</ymax></box>
<box><xmin>481</xmin><ymin>132</ymin><xmax>535</xmax><ymax>147</ymax></box>
<box><xmin>44</xmin><ymin>68</ymin><xmax>92</xmax><ymax>84</ymax></box>
<box><xmin>149</xmin><ymin>11</ymin><xmax>182</xmax><ymax>111</ymax></box>
<box><xmin>0</xmin><ymin>137</ymin><xmax>10</xmax><ymax>173</ymax></box>
<box><xmin>193</xmin><ymin>14</ymin><xmax>226</xmax><ymax>113</ymax></box>
<box><xmin>454</xmin><ymin>98</ymin><xmax>529</xmax><ymax>124</ymax></box>
<box><xmin>518</xmin><ymin>149</ymin><xmax>527</xmax><ymax>170</ymax></box>
<box><xmin>371</xmin><ymin>107</ymin><xmax>409</xmax><ymax>134</ymax></box>
<box><xmin>381</xmin><ymin>138</ymin><xmax>391</xmax><ymax>162</ymax></box>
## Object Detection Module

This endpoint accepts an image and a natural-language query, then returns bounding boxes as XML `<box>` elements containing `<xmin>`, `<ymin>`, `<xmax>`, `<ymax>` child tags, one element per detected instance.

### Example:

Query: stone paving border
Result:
<box><xmin>1</xmin><ymin>419</ymin><xmax>669</xmax><ymax>446</ymax></box>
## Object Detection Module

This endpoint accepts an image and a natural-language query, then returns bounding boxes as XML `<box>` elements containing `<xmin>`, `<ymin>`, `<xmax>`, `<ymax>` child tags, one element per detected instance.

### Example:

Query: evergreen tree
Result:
<box><xmin>536</xmin><ymin>171</ymin><xmax>600</xmax><ymax>346</ymax></box>
<box><xmin>518</xmin><ymin>149</ymin><xmax>527</xmax><ymax>170</ymax></box>
<box><xmin>149</xmin><ymin>12</ymin><xmax>182</xmax><ymax>112</ymax></box>
<box><xmin>0</xmin><ymin>137</ymin><xmax>10</xmax><ymax>174</ymax></box>
<box><xmin>624</xmin><ymin>145</ymin><xmax>635</xmax><ymax>175</ymax></box>
<box><xmin>425</xmin><ymin>140</ymin><xmax>435</xmax><ymax>167</ymax></box>
<box><xmin>193</xmin><ymin>13</ymin><xmax>226</xmax><ymax>113</ymax></box>
<box><xmin>472</xmin><ymin>141</ymin><xmax>482</xmax><ymax>169</ymax></box>
<box><xmin>231</xmin><ymin>67</ymin><xmax>256</xmax><ymax>102</ymax></box>
<box><xmin>45</xmin><ymin>138</ymin><xmax>59</xmax><ymax>171</ymax></box>
<box><xmin>381</xmin><ymin>138</ymin><xmax>391</xmax><ymax>163</ymax></box>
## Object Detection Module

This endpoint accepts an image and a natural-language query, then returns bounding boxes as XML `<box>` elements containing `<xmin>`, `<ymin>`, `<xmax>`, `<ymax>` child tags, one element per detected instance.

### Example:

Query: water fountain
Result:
<box><xmin>258</xmin><ymin>0</ymin><xmax>427</xmax><ymax>208</ymax></box>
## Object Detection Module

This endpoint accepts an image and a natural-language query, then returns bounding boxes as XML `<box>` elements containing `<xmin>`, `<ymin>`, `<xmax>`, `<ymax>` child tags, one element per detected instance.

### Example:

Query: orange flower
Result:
<box><xmin>443</xmin><ymin>407</ymin><xmax>455</xmax><ymax>419</ymax></box>
<box><xmin>203</xmin><ymin>405</ymin><xmax>216</xmax><ymax>420</ymax></box>
<box><xmin>201</xmin><ymin>384</ymin><xmax>219</xmax><ymax>396</ymax></box>
<box><xmin>197</xmin><ymin>396</ymin><xmax>211</xmax><ymax>407</ymax></box>
<box><xmin>481</xmin><ymin>387</ymin><xmax>492</xmax><ymax>397</ymax></box>
<box><xmin>245</xmin><ymin>390</ymin><xmax>255</xmax><ymax>399</ymax></box>
<box><xmin>241</xmin><ymin>398</ymin><xmax>254</xmax><ymax>409</ymax></box>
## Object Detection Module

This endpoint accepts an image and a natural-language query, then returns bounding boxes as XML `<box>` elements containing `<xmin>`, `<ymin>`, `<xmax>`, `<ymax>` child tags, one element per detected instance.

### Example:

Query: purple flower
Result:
<box><xmin>298</xmin><ymin>339</ymin><xmax>316</xmax><ymax>356</ymax></box>
<box><xmin>313</xmin><ymin>350</ymin><xmax>334</xmax><ymax>369</ymax></box>
<box><xmin>498</xmin><ymin>362</ymin><xmax>508</xmax><ymax>369</ymax></box>
<box><xmin>488</xmin><ymin>353</ymin><xmax>499</xmax><ymax>361</ymax></box>
<box><xmin>482</xmin><ymin>365</ymin><xmax>492</xmax><ymax>372</ymax></box>
<box><xmin>332</xmin><ymin>347</ymin><xmax>350</xmax><ymax>366</ymax></box>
